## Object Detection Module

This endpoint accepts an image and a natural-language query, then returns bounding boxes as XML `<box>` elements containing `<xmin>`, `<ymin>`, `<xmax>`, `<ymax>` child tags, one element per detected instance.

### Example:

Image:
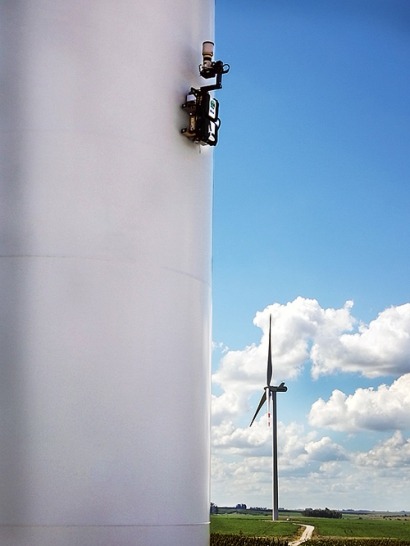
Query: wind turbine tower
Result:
<box><xmin>250</xmin><ymin>316</ymin><xmax>288</xmax><ymax>521</ymax></box>
<box><xmin>0</xmin><ymin>1</ymin><xmax>223</xmax><ymax>545</ymax></box>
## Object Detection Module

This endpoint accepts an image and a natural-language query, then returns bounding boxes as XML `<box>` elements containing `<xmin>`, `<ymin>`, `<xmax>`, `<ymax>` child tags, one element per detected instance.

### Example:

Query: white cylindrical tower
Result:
<box><xmin>0</xmin><ymin>2</ymin><xmax>214</xmax><ymax>545</ymax></box>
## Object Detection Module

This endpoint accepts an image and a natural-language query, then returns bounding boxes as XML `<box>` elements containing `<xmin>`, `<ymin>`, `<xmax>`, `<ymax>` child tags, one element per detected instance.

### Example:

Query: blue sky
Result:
<box><xmin>211</xmin><ymin>0</ymin><xmax>410</xmax><ymax>511</ymax></box>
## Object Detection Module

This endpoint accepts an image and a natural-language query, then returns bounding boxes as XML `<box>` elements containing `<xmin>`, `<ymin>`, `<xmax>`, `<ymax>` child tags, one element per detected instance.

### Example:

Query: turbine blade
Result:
<box><xmin>249</xmin><ymin>391</ymin><xmax>267</xmax><ymax>427</ymax></box>
<box><xmin>267</xmin><ymin>315</ymin><xmax>272</xmax><ymax>386</ymax></box>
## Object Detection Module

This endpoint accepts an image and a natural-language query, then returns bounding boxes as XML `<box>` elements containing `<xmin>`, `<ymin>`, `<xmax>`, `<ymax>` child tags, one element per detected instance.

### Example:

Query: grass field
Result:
<box><xmin>211</xmin><ymin>514</ymin><xmax>298</xmax><ymax>539</ymax></box>
<box><xmin>210</xmin><ymin>513</ymin><xmax>410</xmax><ymax>542</ymax></box>
<box><xmin>293</xmin><ymin>515</ymin><xmax>410</xmax><ymax>539</ymax></box>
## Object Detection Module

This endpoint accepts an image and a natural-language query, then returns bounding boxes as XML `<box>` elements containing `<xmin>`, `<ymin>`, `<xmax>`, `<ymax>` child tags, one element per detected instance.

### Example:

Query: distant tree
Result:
<box><xmin>235</xmin><ymin>503</ymin><xmax>247</xmax><ymax>510</ymax></box>
<box><xmin>210</xmin><ymin>503</ymin><xmax>219</xmax><ymax>514</ymax></box>
<box><xmin>302</xmin><ymin>507</ymin><xmax>342</xmax><ymax>519</ymax></box>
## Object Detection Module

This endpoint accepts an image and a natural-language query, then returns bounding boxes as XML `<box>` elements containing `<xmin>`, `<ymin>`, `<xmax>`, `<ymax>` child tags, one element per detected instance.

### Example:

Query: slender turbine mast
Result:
<box><xmin>250</xmin><ymin>315</ymin><xmax>287</xmax><ymax>521</ymax></box>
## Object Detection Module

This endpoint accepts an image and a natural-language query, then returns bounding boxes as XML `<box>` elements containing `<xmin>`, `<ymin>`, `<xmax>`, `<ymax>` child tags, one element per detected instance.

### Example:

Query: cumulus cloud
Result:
<box><xmin>211</xmin><ymin>421</ymin><xmax>337</xmax><ymax>506</ymax></box>
<box><xmin>309</xmin><ymin>373</ymin><xmax>410</xmax><ymax>432</ymax></box>
<box><xmin>254</xmin><ymin>297</ymin><xmax>356</xmax><ymax>377</ymax></box>
<box><xmin>212</xmin><ymin>297</ymin><xmax>356</xmax><ymax>423</ymax></box>
<box><xmin>304</xmin><ymin>436</ymin><xmax>348</xmax><ymax>462</ymax></box>
<box><xmin>212</xmin><ymin>420</ymin><xmax>345</xmax><ymax>468</ymax></box>
<box><xmin>211</xmin><ymin>298</ymin><xmax>410</xmax><ymax>509</ymax></box>
<box><xmin>355</xmin><ymin>431</ymin><xmax>410</xmax><ymax>468</ymax></box>
<box><xmin>311</xmin><ymin>303</ymin><xmax>410</xmax><ymax>378</ymax></box>
<box><xmin>212</xmin><ymin>299</ymin><xmax>410</xmax><ymax>425</ymax></box>
<box><xmin>211</xmin><ymin>391</ymin><xmax>243</xmax><ymax>425</ymax></box>
<box><xmin>211</xmin><ymin>424</ymin><xmax>410</xmax><ymax>510</ymax></box>
<box><xmin>212</xmin><ymin>417</ymin><xmax>271</xmax><ymax>456</ymax></box>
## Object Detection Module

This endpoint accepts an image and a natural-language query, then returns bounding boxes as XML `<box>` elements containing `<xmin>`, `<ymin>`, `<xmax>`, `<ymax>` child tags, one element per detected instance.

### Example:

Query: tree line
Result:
<box><xmin>302</xmin><ymin>507</ymin><xmax>342</xmax><ymax>519</ymax></box>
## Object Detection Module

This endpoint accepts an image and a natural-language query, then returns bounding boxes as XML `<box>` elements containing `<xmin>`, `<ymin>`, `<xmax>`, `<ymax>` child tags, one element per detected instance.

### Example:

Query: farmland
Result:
<box><xmin>211</xmin><ymin>514</ymin><xmax>297</xmax><ymax>538</ymax></box>
<box><xmin>210</xmin><ymin>512</ymin><xmax>410</xmax><ymax>545</ymax></box>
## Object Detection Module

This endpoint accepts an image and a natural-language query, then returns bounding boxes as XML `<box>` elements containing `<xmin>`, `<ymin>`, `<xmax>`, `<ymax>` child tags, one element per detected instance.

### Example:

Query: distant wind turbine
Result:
<box><xmin>250</xmin><ymin>315</ymin><xmax>287</xmax><ymax>521</ymax></box>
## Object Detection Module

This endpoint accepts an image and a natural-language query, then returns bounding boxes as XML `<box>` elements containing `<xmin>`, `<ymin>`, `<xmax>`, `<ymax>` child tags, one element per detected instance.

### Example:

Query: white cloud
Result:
<box><xmin>305</xmin><ymin>436</ymin><xmax>348</xmax><ymax>462</ymax></box>
<box><xmin>212</xmin><ymin>299</ymin><xmax>410</xmax><ymax>426</ymax></box>
<box><xmin>311</xmin><ymin>303</ymin><xmax>410</xmax><ymax>378</ymax></box>
<box><xmin>212</xmin><ymin>297</ymin><xmax>357</xmax><ymax>424</ymax></box>
<box><xmin>280</xmin><ymin>422</ymin><xmax>316</xmax><ymax>471</ymax></box>
<box><xmin>309</xmin><ymin>373</ymin><xmax>410</xmax><ymax>432</ymax></box>
<box><xmin>211</xmin><ymin>421</ymin><xmax>321</xmax><ymax>507</ymax></box>
<box><xmin>355</xmin><ymin>431</ymin><xmax>410</xmax><ymax>468</ymax></box>
<box><xmin>254</xmin><ymin>297</ymin><xmax>356</xmax><ymax>377</ymax></box>
<box><xmin>211</xmin><ymin>424</ymin><xmax>410</xmax><ymax>510</ymax></box>
<box><xmin>211</xmin><ymin>299</ymin><xmax>410</xmax><ymax>510</ymax></box>
<box><xmin>212</xmin><ymin>420</ymin><xmax>345</xmax><ymax>474</ymax></box>
<box><xmin>212</xmin><ymin>417</ymin><xmax>271</xmax><ymax>456</ymax></box>
<box><xmin>211</xmin><ymin>392</ymin><xmax>242</xmax><ymax>425</ymax></box>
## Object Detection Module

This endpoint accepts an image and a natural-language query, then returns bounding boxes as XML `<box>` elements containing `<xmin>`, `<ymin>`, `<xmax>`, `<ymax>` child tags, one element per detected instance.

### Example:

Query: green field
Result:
<box><xmin>210</xmin><ymin>513</ymin><xmax>410</xmax><ymax>542</ymax></box>
<box><xmin>211</xmin><ymin>514</ymin><xmax>297</xmax><ymax>539</ymax></box>
<box><xmin>293</xmin><ymin>515</ymin><xmax>410</xmax><ymax>539</ymax></box>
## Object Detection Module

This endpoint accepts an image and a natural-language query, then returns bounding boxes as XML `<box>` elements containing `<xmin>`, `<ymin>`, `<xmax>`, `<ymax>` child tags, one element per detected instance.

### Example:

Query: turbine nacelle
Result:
<box><xmin>249</xmin><ymin>382</ymin><xmax>287</xmax><ymax>427</ymax></box>
<box><xmin>269</xmin><ymin>383</ymin><xmax>287</xmax><ymax>393</ymax></box>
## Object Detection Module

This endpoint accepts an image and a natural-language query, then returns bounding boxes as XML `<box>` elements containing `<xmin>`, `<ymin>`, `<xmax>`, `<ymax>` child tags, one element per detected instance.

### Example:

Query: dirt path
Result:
<box><xmin>289</xmin><ymin>524</ymin><xmax>314</xmax><ymax>545</ymax></box>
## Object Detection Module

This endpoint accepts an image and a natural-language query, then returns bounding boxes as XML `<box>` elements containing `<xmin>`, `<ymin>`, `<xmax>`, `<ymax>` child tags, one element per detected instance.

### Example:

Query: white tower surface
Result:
<box><xmin>0</xmin><ymin>2</ymin><xmax>214</xmax><ymax>545</ymax></box>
